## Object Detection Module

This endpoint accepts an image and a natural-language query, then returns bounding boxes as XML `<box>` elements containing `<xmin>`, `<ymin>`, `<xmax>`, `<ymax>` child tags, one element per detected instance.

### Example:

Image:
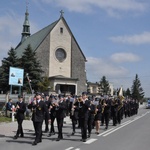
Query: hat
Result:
<box><xmin>50</xmin><ymin>95</ymin><xmax>55</xmax><ymax>98</ymax></box>
<box><xmin>18</xmin><ymin>95</ymin><xmax>23</xmax><ymax>98</ymax></box>
<box><xmin>82</xmin><ymin>92</ymin><xmax>87</xmax><ymax>95</ymax></box>
<box><xmin>58</xmin><ymin>94</ymin><xmax>64</xmax><ymax>98</ymax></box>
<box><xmin>35</xmin><ymin>92</ymin><xmax>42</xmax><ymax>96</ymax></box>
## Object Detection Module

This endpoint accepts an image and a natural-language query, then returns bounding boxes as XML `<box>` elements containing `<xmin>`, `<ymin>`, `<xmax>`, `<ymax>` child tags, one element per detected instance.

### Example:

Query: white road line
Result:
<box><xmin>75</xmin><ymin>149</ymin><xmax>80</xmax><ymax>150</ymax></box>
<box><xmin>103</xmin><ymin>121</ymin><xmax>132</xmax><ymax>137</ymax></box>
<box><xmin>65</xmin><ymin>147</ymin><xmax>74</xmax><ymax>150</ymax></box>
<box><xmin>84</xmin><ymin>138</ymin><xmax>97</xmax><ymax>144</ymax></box>
<box><xmin>97</xmin><ymin>128</ymin><xmax>115</xmax><ymax>136</ymax></box>
<box><xmin>121</xmin><ymin>120</ymin><xmax>131</xmax><ymax>126</ymax></box>
<box><xmin>103</xmin><ymin>113</ymin><xmax>147</xmax><ymax>137</ymax></box>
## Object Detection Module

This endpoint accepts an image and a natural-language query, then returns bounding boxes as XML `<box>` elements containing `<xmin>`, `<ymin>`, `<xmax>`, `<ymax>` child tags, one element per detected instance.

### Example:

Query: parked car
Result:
<box><xmin>146</xmin><ymin>100</ymin><xmax>150</xmax><ymax>109</ymax></box>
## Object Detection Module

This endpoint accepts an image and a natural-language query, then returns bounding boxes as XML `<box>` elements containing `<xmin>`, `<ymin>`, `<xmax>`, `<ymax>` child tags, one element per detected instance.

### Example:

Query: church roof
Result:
<box><xmin>15</xmin><ymin>20</ymin><xmax>59</xmax><ymax>57</ymax></box>
<box><xmin>15</xmin><ymin>14</ymin><xmax>86</xmax><ymax>61</ymax></box>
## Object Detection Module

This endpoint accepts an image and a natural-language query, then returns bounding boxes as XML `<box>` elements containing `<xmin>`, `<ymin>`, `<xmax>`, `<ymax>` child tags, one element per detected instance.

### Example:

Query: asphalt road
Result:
<box><xmin>0</xmin><ymin>105</ymin><xmax>150</xmax><ymax>150</ymax></box>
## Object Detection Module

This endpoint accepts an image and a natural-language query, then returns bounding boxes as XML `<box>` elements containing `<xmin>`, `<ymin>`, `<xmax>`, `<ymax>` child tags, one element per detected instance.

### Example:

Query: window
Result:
<box><xmin>60</xmin><ymin>27</ymin><xmax>63</xmax><ymax>33</ymax></box>
<box><xmin>55</xmin><ymin>48</ymin><xmax>66</xmax><ymax>62</ymax></box>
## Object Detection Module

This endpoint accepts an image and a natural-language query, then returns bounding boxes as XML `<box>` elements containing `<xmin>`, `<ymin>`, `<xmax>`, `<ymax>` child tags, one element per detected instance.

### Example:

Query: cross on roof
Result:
<box><xmin>60</xmin><ymin>10</ymin><xmax>64</xmax><ymax>17</ymax></box>
<box><xmin>26</xmin><ymin>0</ymin><xmax>29</xmax><ymax>10</ymax></box>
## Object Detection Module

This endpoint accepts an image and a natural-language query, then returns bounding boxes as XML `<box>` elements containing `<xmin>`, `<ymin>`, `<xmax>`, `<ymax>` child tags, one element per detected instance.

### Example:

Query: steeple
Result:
<box><xmin>21</xmin><ymin>2</ymin><xmax>30</xmax><ymax>43</ymax></box>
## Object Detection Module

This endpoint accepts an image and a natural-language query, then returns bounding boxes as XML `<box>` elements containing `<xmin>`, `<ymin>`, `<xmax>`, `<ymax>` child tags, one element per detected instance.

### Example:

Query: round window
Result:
<box><xmin>55</xmin><ymin>48</ymin><xmax>66</xmax><ymax>62</ymax></box>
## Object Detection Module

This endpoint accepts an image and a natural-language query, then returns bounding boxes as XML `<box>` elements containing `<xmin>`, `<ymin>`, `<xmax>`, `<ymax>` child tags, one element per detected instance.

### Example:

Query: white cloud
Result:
<box><xmin>86</xmin><ymin>57</ymin><xmax>128</xmax><ymax>82</ymax></box>
<box><xmin>40</xmin><ymin>0</ymin><xmax>147</xmax><ymax>16</ymax></box>
<box><xmin>110</xmin><ymin>32</ymin><xmax>150</xmax><ymax>45</ymax></box>
<box><xmin>111</xmin><ymin>52</ymin><xmax>141</xmax><ymax>63</ymax></box>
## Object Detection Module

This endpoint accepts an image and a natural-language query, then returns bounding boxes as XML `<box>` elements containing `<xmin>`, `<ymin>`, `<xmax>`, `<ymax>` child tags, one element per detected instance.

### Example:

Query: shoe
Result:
<box><xmin>88</xmin><ymin>134</ymin><xmax>91</xmax><ymax>138</ymax></box>
<box><xmin>20</xmin><ymin>134</ymin><xmax>24</xmax><ymax>137</ymax></box>
<box><xmin>56</xmin><ymin>138</ymin><xmax>60</xmax><ymax>141</ymax></box>
<box><xmin>48</xmin><ymin>133</ymin><xmax>51</xmax><ymax>137</ymax></box>
<box><xmin>105</xmin><ymin>126</ymin><xmax>108</xmax><ymax>130</ymax></box>
<box><xmin>13</xmin><ymin>135</ymin><xmax>18</xmax><ymax>139</ymax></box>
<box><xmin>37</xmin><ymin>139</ymin><xmax>42</xmax><ymax>143</ymax></box>
<box><xmin>32</xmin><ymin>141</ymin><xmax>37</xmax><ymax>146</ymax></box>
<box><xmin>82</xmin><ymin>139</ymin><xmax>86</xmax><ymax>142</ymax></box>
<box><xmin>51</xmin><ymin>132</ymin><xmax>55</xmax><ymax>135</ymax></box>
<box><xmin>72</xmin><ymin>131</ymin><xmax>75</xmax><ymax>135</ymax></box>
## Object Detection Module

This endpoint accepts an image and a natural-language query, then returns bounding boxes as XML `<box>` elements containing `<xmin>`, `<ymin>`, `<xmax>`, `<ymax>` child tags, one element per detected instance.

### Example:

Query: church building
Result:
<box><xmin>15</xmin><ymin>8</ymin><xmax>87</xmax><ymax>95</ymax></box>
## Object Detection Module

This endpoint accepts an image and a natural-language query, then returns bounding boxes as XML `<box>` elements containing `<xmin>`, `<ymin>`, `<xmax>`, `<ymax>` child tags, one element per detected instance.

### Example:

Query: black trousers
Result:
<box><xmin>79</xmin><ymin>118</ymin><xmax>88</xmax><ymax>140</ymax></box>
<box><xmin>34</xmin><ymin>121</ymin><xmax>43</xmax><ymax>142</ymax></box>
<box><xmin>50</xmin><ymin>116</ymin><xmax>56</xmax><ymax>133</ymax></box>
<box><xmin>56</xmin><ymin>117</ymin><xmax>64</xmax><ymax>138</ymax></box>
<box><xmin>16</xmin><ymin>119</ymin><xmax>24</xmax><ymax>136</ymax></box>
<box><xmin>88</xmin><ymin>117</ymin><xmax>94</xmax><ymax>134</ymax></box>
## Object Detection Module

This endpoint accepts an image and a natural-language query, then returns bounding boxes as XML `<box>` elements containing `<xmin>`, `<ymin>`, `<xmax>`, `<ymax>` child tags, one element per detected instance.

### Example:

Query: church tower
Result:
<box><xmin>21</xmin><ymin>4</ymin><xmax>30</xmax><ymax>43</ymax></box>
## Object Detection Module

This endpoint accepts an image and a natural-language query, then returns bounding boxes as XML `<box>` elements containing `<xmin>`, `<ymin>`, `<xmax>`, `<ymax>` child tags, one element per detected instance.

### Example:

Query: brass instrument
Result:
<box><xmin>101</xmin><ymin>99</ymin><xmax>106</xmax><ymax>114</ymax></box>
<box><xmin>118</xmin><ymin>99</ymin><xmax>123</xmax><ymax>111</ymax></box>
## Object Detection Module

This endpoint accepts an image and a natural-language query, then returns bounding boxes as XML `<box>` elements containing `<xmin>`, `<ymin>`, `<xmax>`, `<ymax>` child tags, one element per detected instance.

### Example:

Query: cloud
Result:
<box><xmin>40</xmin><ymin>0</ymin><xmax>147</xmax><ymax>16</ymax></box>
<box><xmin>110</xmin><ymin>52</ymin><xmax>141</xmax><ymax>63</ymax></box>
<box><xmin>110</xmin><ymin>32</ymin><xmax>150</xmax><ymax>45</ymax></box>
<box><xmin>86</xmin><ymin>57</ymin><xmax>128</xmax><ymax>82</ymax></box>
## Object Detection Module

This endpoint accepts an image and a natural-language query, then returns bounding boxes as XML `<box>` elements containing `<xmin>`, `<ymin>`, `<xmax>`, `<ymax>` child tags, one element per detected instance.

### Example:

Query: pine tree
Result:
<box><xmin>99</xmin><ymin>76</ymin><xmax>110</xmax><ymax>95</ymax></box>
<box><xmin>131</xmin><ymin>74</ymin><xmax>144</xmax><ymax>102</ymax></box>
<box><xmin>20</xmin><ymin>44</ymin><xmax>43</xmax><ymax>93</ymax></box>
<box><xmin>126</xmin><ymin>88</ymin><xmax>131</xmax><ymax>98</ymax></box>
<box><xmin>0</xmin><ymin>47</ymin><xmax>19</xmax><ymax>93</ymax></box>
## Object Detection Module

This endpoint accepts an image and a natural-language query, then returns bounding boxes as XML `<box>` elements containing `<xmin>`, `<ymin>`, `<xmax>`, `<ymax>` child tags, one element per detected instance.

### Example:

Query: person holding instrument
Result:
<box><xmin>13</xmin><ymin>95</ymin><xmax>26</xmax><ymax>139</ymax></box>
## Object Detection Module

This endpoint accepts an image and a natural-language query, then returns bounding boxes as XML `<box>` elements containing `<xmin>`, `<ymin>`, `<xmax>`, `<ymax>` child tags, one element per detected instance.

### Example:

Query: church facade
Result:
<box><xmin>15</xmin><ymin>9</ymin><xmax>87</xmax><ymax>95</ymax></box>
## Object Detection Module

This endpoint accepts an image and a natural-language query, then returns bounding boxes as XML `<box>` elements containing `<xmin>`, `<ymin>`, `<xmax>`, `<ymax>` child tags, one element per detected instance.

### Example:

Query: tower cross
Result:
<box><xmin>60</xmin><ymin>10</ymin><xmax>64</xmax><ymax>17</ymax></box>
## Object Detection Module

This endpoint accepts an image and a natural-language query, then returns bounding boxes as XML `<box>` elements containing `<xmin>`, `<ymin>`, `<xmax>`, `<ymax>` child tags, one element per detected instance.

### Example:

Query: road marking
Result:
<box><xmin>65</xmin><ymin>147</ymin><xmax>74</xmax><ymax>150</ymax></box>
<box><xmin>97</xmin><ymin>128</ymin><xmax>115</xmax><ymax>136</ymax></box>
<box><xmin>84</xmin><ymin>138</ymin><xmax>97</xmax><ymax>144</ymax></box>
<box><xmin>121</xmin><ymin>120</ymin><xmax>131</xmax><ymax>126</ymax></box>
<box><xmin>103</xmin><ymin>120</ymin><xmax>132</xmax><ymax>137</ymax></box>
<box><xmin>103</xmin><ymin>113</ymin><xmax>149</xmax><ymax>137</ymax></box>
<box><xmin>75</xmin><ymin>149</ymin><xmax>80</xmax><ymax>150</ymax></box>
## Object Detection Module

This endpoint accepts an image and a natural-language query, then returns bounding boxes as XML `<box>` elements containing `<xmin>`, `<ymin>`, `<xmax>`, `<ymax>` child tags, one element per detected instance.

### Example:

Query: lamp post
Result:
<box><xmin>26</xmin><ymin>73</ymin><xmax>33</xmax><ymax>94</ymax></box>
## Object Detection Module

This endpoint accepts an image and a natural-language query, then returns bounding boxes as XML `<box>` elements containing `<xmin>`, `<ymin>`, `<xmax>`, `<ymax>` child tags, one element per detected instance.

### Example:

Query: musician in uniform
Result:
<box><xmin>102</xmin><ymin>98</ymin><xmax>111</xmax><ymax>129</ymax></box>
<box><xmin>55</xmin><ymin>94</ymin><xmax>67</xmax><ymax>141</ymax></box>
<box><xmin>111</xmin><ymin>98</ymin><xmax>118</xmax><ymax>126</ymax></box>
<box><xmin>94</xmin><ymin>98</ymin><xmax>102</xmax><ymax>134</ymax></box>
<box><xmin>74</xmin><ymin>92</ymin><xmax>90</xmax><ymax>142</ymax></box>
<box><xmin>44</xmin><ymin>94</ymin><xmax>51</xmax><ymax>133</ymax></box>
<box><xmin>48</xmin><ymin>95</ymin><xmax>56</xmax><ymax>136</ymax></box>
<box><xmin>69</xmin><ymin>96</ymin><xmax>78</xmax><ymax>135</ymax></box>
<box><xmin>28</xmin><ymin>92</ymin><xmax>50</xmax><ymax>146</ymax></box>
<box><xmin>13</xmin><ymin>95</ymin><xmax>26</xmax><ymax>139</ymax></box>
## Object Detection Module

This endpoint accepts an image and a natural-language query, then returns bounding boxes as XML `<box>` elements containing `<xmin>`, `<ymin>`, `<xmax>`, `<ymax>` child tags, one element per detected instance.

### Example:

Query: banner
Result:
<box><xmin>9</xmin><ymin>67</ymin><xmax>24</xmax><ymax>86</ymax></box>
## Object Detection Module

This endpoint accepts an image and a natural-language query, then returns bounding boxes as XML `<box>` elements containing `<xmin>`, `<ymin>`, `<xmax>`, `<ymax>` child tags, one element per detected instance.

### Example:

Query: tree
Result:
<box><xmin>131</xmin><ymin>74</ymin><xmax>144</xmax><ymax>102</ymax></box>
<box><xmin>20</xmin><ymin>44</ymin><xmax>43</xmax><ymax>93</ymax></box>
<box><xmin>0</xmin><ymin>47</ymin><xmax>19</xmax><ymax>93</ymax></box>
<box><xmin>99</xmin><ymin>76</ymin><xmax>110</xmax><ymax>95</ymax></box>
<box><xmin>126</xmin><ymin>88</ymin><xmax>131</xmax><ymax>98</ymax></box>
<box><xmin>37</xmin><ymin>76</ymin><xmax>50</xmax><ymax>93</ymax></box>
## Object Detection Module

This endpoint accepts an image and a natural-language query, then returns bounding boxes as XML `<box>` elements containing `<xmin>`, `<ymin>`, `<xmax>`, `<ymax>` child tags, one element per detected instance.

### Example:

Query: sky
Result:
<box><xmin>0</xmin><ymin>0</ymin><xmax>150</xmax><ymax>97</ymax></box>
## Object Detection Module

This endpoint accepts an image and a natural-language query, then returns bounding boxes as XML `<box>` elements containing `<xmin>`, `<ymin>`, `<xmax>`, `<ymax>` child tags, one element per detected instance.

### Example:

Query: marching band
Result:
<box><xmin>12</xmin><ymin>92</ymin><xmax>139</xmax><ymax>145</ymax></box>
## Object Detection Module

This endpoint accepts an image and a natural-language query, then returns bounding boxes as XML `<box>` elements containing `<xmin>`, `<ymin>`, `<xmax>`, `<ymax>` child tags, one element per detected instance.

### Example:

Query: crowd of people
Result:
<box><xmin>11</xmin><ymin>92</ymin><xmax>139</xmax><ymax>146</ymax></box>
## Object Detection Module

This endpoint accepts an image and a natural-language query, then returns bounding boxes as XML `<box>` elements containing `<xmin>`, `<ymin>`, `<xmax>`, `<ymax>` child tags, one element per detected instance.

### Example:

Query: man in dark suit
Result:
<box><xmin>74</xmin><ymin>92</ymin><xmax>90</xmax><ymax>142</ymax></box>
<box><xmin>28</xmin><ymin>92</ymin><xmax>50</xmax><ymax>146</ymax></box>
<box><xmin>55</xmin><ymin>94</ymin><xmax>67</xmax><ymax>141</ymax></box>
<box><xmin>13</xmin><ymin>95</ymin><xmax>26</xmax><ymax>139</ymax></box>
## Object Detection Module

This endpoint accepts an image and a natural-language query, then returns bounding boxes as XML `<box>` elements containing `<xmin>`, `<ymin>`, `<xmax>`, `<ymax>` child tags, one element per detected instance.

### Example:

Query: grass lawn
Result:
<box><xmin>0</xmin><ymin>116</ymin><xmax>12</xmax><ymax>123</ymax></box>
